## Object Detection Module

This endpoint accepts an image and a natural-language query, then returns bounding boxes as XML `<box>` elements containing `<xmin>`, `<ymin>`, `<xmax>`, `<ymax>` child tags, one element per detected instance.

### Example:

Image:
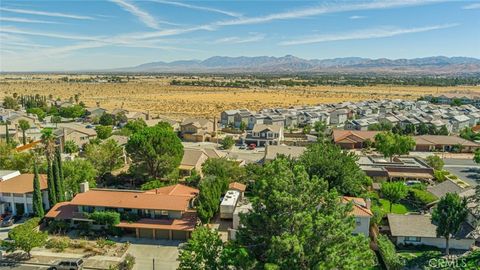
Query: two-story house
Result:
<box><xmin>245</xmin><ymin>124</ymin><xmax>284</xmax><ymax>147</ymax></box>
<box><xmin>46</xmin><ymin>183</ymin><xmax>199</xmax><ymax>240</ymax></box>
<box><xmin>180</xmin><ymin>118</ymin><xmax>215</xmax><ymax>142</ymax></box>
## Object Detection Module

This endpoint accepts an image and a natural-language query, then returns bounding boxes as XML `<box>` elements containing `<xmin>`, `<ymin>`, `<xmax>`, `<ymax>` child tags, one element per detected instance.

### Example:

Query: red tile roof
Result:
<box><xmin>147</xmin><ymin>184</ymin><xmax>198</xmax><ymax>198</ymax></box>
<box><xmin>342</xmin><ymin>196</ymin><xmax>373</xmax><ymax>217</ymax></box>
<box><xmin>229</xmin><ymin>182</ymin><xmax>246</xmax><ymax>192</ymax></box>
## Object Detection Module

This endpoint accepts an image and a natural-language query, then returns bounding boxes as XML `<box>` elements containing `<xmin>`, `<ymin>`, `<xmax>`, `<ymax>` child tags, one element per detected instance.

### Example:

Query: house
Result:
<box><xmin>357</xmin><ymin>156</ymin><xmax>434</xmax><ymax>181</ymax></box>
<box><xmin>180</xmin><ymin>118</ymin><xmax>216</xmax><ymax>142</ymax></box>
<box><xmin>450</xmin><ymin>115</ymin><xmax>471</xmax><ymax>132</ymax></box>
<box><xmin>220</xmin><ymin>110</ymin><xmax>239</xmax><ymax>127</ymax></box>
<box><xmin>0</xmin><ymin>172</ymin><xmax>50</xmax><ymax>216</ymax></box>
<box><xmin>413</xmin><ymin>135</ymin><xmax>480</xmax><ymax>152</ymax></box>
<box><xmin>125</xmin><ymin>111</ymin><xmax>149</xmax><ymax>121</ymax></box>
<box><xmin>329</xmin><ymin>109</ymin><xmax>348</xmax><ymax>125</ymax></box>
<box><xmin>332</xmin><ymin>130</ymin><xmax>379</xmax><ymax>149</ymax></box>
<box><xmin>264</xmin><ymin>115</ymin><xmax>285</xmax><ymax>127</ymax></box>
<box><xmin>387</xmin><ymin>214</ymin><xmax>475</xmax><ymax>250</ymax></box>
<box><xmin>54</xmin><ymin>123</ymin><xmax>97</xmax><ymax>150</ymax></box>
<box><xmin>229</xmin><ymin>202</ymin><xmax>253</xmax><ymax>240</ymax></box>
<box><xmin>85</xmin><ymin>107</ymin><xmax>107</xmax><ymax>121</ymax></box>
<box><xmin>179</xmin><ymin>148</ymin><xmax>223</xmax><ymax>177</ymax></box>
<box><xmin>245</xmin><ymin>124</ymin><xmax>284</xmax><ymax>147</ymax></box>
<box><xmin>45</xmin><ymin>183</ymin><xmax>199</xmax><ymax>240</ymax></box>
<box><xmin>263</xmin><ymin>145</ymin><xmax>305</xmax><ymax>162</ymax></box>
<box><xmin>427</xmin><ymin>180</ymin><xmax>471</xmax><ymax>200</ymax></box>
<box><xmin>145</xmin><ymin>118</ymin><xmax>180</xmax><ymax>131</ymax></box>
<box><xmin>343</xmin><ymin>196</ymin><xmax>373</xmax><ymax>237</ymax></box>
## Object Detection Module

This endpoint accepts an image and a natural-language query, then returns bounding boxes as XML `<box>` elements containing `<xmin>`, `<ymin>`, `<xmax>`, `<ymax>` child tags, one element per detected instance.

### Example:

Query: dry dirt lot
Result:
<box><xmin>2</xmin><ymin>75</ymin><xmax>479</xmax><ymax>120</ymax></box>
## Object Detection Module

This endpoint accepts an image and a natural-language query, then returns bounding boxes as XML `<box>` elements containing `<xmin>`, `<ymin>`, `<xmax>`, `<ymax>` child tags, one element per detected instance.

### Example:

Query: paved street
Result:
<box><xmin>0</xmin><ymin>264</ymin><xmax>48</xmax><ymax>270</ymax></box>
<box><xmin>182</xmin><ymin>142</ymin><xmax>264</xmax><ymax>163</ymax></box>
<box><xmin>443</xmin><ymin>158</ymin><xmax>480</xmax><ymax>186</ymax></box>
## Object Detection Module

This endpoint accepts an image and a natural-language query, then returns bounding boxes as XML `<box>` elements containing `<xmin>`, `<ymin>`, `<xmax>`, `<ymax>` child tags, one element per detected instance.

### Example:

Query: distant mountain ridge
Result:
<box><xmin>116</xmin><ymin>56</ymin><xmax>480</xmax><ymax>75</ymax></box>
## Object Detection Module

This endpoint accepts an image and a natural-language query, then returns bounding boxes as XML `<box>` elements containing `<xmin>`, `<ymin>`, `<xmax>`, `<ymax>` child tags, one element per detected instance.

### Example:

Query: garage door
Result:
<box><xmin>172</xmin><ymin>230</ymin><xmax>187</xmax><ymax>240</ymax></box>
<box><xmin>139</xmin><ymin>228</ymin><xmax>154</xmax><ymax>239</ymax></box>
<box><xmin>155</xmin><ymin>229</ymin><xmax>170</xmax><ymax>239</ymax></box>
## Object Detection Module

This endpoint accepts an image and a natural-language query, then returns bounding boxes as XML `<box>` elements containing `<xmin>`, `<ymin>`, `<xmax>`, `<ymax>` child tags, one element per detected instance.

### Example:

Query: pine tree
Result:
<box><xmin>32</xmin><ymin>161</ymin><xmax>45</xmax><ymax>218</ymax></box>
<box><xmin>47</xmin><ymin>158</ymin><xmax>57</xmax><ymax>206</ymax></box>
<box><xmin>55</xmin><ymin>148</ymin><xmax>65</xmax><ymax>202</ymax></box>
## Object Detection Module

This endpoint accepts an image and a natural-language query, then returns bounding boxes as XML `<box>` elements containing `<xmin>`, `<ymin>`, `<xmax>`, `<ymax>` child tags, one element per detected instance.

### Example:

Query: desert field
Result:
<box><xmin>1</xmin><ymin>74</ymin><xmax>480</xmax><ymax>119</ymax></box>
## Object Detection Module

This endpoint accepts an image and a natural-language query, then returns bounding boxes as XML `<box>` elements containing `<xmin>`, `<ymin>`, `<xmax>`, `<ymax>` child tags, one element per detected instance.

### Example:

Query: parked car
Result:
<box><xmin>1</xmin><ymin>215</ymin><xmax>14</xmax><ymax>227</ymax></box>
<box><xmin>239</xmin><ymin>144</ymin><xmax>247</xmax><ymax>150</ymax></box>
<box><xmin>248</xmin><ymin>143</ymin><xmax>256</xmax><ymax>150</ymax></box>
<box><xmin>405</xmin><ymin>180</ymin><xmax>421</xmax><ymax>186</ymax></box>
<box><xmin>51</xmin><ymin>258</ymin><xmax>84</xmax><ymax>270</ymax></box>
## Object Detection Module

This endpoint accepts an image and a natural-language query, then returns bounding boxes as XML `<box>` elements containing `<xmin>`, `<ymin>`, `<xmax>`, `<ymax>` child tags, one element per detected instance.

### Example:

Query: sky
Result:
<box><xmin>0</xmin><ymin>0</ymin><xmax>479</xmax><ymax>71</ymax></box>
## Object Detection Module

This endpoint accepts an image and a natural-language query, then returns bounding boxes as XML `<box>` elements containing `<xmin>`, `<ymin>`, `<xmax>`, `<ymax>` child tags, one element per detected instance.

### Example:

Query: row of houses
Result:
<box><xmin>220</xmin><ymin>99</ymin><xmax>480</xmax><ymax>133</ymax></box>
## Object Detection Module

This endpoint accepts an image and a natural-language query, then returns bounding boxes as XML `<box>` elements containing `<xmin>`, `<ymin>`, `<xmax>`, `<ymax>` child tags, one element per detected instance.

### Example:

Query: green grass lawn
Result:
<box><xmin>379</xmin><ymin>199</ymin><xmax>415</xmax><ymax>214</ymax></box>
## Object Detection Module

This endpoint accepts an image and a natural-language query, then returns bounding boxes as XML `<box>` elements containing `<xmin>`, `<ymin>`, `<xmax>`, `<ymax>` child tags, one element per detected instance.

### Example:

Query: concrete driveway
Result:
<box><xmin>125</xmin><ymin>239</ymin><xmax>181</xmax><ymax>270</ymax></box>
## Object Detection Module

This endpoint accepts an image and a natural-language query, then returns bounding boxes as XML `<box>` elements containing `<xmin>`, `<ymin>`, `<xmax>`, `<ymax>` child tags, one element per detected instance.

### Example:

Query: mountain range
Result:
<box><xmin>115</xmin><ymin>56</ymin><xmax>480</xmax><ymax>75</ymax></box>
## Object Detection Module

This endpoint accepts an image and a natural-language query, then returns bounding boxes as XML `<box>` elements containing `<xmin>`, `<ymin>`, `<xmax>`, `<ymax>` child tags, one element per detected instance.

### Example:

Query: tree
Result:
<box><xmin>0</xmin><ymin>141</ymin><xmax>33</xmax><ymax>173</ymax></box>
<box><xmin>52</xmin><ymin>151</ymin><xmax>64</xmax><ymax>202</ymax></box>
<box><xmin>46</xmin><ymin>158</ymin><xmax>57</xmax><ymax>207</ymax></box>
<box><xmin>300</xmin><ymin>142</ymin><xmax>370</xmax><ymax>196</ymax></box>
<box><xmin>438</xmin><ymin>125</ymin><xmax>449</xmax><ymax>136</ymax></box>
<box><xmin>124</xmin><ymin>119</ymin><xmax>147</xmax><ymax>133</ymax></box>
<box><xmin>2</xmin><ymin>218</ymin><xmax>47</xmax><ymax>258</ymax></box>
<box><xmin>374</xmin><ymin>132</ymin><xmax>416</xmax><ymax>161</ymax></box>
<box><xmin>64</xmin><ymin>140</ymin><xmax>79</xmax><ymax>154</ymax></box>
<box><xmin>426</xmin><ymin>155</ymin><xmax>444</xmax><ymax>171</ymax></box>
<box><xmin>126</xmin><ymin>125</ymin><xmax>183</xmax><ymax>179</ymax></box>
<box><xmin>62</xmin><ymin>159</ymin><xmax>97</xmax><ymax>198</ymax></box>
<box><xmin>32</xmin><ymin>160</ymin><xmax>45</xmax><ymax>218</ymax></box>
<box><xmin>197</xmin><ymin>176</ymin><xmax>223</xmax><ymax>223</ymax></box>
<box><xmin>236</xmin><ymin>158</ymin><xmax>375</xmax><ymax>269</ymax></box>
<box><xmin>99</xmin><ymin>113</ymin><xmax>116</xmax><ymax>126</ymax></box>
<box><xmin>202</xmin><ymin>158</ymin><xmax>245</xmax><ymax>191</ymax></box>
<box><xmin>95</xmin><ymin>125</ymin><xmax>113</xmax><ymax>139</ymax></box>
<box><xmin>417</xmin><ymin>123</ymin><xmax>429</xmax><ymax>135</ymax></box>
<box><xmin>59</xmin><ymin>105</ymin><xmax>85</xmax><ymax>119</ymax></box>
<box><xmin>221</xmin><ymin>136</ymin><xmax>235</xmax><ymax>150</ymax></box>
<box><xmin>18</xmin><ymin>119</ymin><xmax>30</xmax><ymax>145</ymax></box>
<box><xmin>41</xmin><ymin>128</ymin><xmax>56</xmax><ymax>161</ymax></box>
<box><xmin>432</xmin><ymin>193</ymin><xmax>468</xmax><ymax>255</ymax></box>
<box><xmin>381</xmin><ymin>182</ymin><xmax>408</xmax><ymax>213</ymax></box>
<box><xmin>2</xmin><ymin>120</ymin><xmax>11</xmax><ymax>144</ymax></box>
<box><xmin>302</xmin><ymin>124</ymin><xmax>312</xmax><ymax>134</ymax></box>
<box><xmin>178</xmin><ymin>227</ymin><xmax>254</xmax><ymax>270</ymax></box>
<box><xmin>26</xmin><ymin>108</ymin><xmax>46</xmax><ymax>121</ymax></box>
<box><xmin>3</xmin><ymin>96</ymin><xmax>19</xmax><ymax>110</ymax></box>
<box><xmin>474</xmin><ymin>149</ymin><xmax>480</xmax><ymax>164</ymax></box>
<box><xmin>84</xmin><ymin>139</ymin><xmax>124</xmax><ymax>176</ymax></box>
<box><xmin>313</xmin><ymin>121</ymin><xmax>327</xmax><ymax>133</ymax></box>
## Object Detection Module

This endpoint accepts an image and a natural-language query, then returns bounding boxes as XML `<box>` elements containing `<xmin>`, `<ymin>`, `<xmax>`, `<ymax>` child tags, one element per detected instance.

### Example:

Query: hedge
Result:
<box><xmin>408</xmin><ymin>188</ymin><xmax>438</xmax><ymax>206</ymax></box>
<box><xmin>377</xmin><ymin>235</ymin><xmax>404</xmax><ymax>270</ymax></box>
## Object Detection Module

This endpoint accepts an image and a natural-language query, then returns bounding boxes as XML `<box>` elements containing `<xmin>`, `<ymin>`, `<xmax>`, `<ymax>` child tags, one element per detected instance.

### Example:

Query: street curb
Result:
<box><xmin>0</xmin><ymin>259</ymin><xmax>113</xmax><ymax>269</ymax></box>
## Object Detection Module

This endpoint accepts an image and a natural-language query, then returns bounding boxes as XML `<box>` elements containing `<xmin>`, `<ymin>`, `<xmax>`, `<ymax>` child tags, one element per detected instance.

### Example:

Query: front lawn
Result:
<box><xmin>379</xmin><ymin>199</ymin><xmax>415</xmax><ymax>214</ymax></box>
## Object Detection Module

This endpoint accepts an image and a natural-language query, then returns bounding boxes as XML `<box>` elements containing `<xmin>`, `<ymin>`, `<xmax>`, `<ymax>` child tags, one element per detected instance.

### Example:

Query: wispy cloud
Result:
<box><xmin>110</xmin><ymin>0</ymin><xmax>167</xmax><ymax>29</ymax></box>
<box><xmin>0</xmin><ymin>26</ymin><xmax>103</xmax><ymax>41</ymax></box>
<box><xmin>213</xmin><ymin>33</ymin><xmax>265</xmax><ymax>44</ymax></box>
<box><xmin>0</xmin><ymin>17</ymin><xmax>59</xmax><ymax>24</ymax></box>
<box><xmin>280</xmin><ymin>23</ymin><xmax>459</xmax><ymax>45</ymax></box>
<box><xmin>349</xmin><ymin>15</ymin><xmax>366</xmax><ymax>20</ymax></box>
<box><xmin>216</xmin><ymin>0</ymin><xmax>441</xmax><ymax>26</ymax></box>
<box><xmin>462</xmin><ymin>3</ymin><xmax>480</xmax><ymax>9</ymax></box>
<box><xmin>150</xmin><ymin>0</ymin><xmax>242</xmax><ymax>18</ymax></box>
<box><xmin>0</xmin><ymin>7</ymin><xmax>94</xmax><ymax>20</ymax></box>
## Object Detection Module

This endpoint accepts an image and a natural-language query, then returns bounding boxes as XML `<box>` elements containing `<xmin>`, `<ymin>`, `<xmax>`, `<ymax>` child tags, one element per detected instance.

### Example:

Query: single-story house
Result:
<box><xmin>179</xmin><ymin>148</ymin><xmax>223</xmax><ymax>177</ymax></box>
<box><xmin>387</xmin><ymin>214</ymin><xmax>475</xmax><ymax>250</ymax></box>
<box><xmin>332</xmin><ymin>130</ymin><xmax>379</xmax><ymax>149</ymax></box>
<box><xmin>263</xmin><ymin>145</ymin><xmax>306</xmax><ymax>162</ymax></box>
<box><xmin>414</xmin><ymin>135</ymin><xmax>480</xmax><ymax>153</ymax></box>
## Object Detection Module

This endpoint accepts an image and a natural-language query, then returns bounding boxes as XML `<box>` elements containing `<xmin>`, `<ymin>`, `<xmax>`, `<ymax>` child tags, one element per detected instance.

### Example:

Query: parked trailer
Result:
<box><xmin>220</xmin><ymin>190</ymin><xmax>240</xmax><ymax>219</ymax></box>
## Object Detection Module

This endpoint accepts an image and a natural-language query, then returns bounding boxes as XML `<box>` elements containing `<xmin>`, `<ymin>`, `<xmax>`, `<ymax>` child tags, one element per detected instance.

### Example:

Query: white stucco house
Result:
<box><xmin>343</xmin><ymin>196</ymin><xmax>373</xmax><ymax>237</ymax></box>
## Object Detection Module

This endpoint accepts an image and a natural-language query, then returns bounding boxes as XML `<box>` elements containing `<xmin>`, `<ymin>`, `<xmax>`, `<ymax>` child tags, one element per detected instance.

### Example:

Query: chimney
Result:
<box><xmin>79</xmin><ymin>182</ymin><xmax>89</xmax><ymax>193</ymax></box>
<box><xmin>365</xmin><ymin>198</ymin><xmax>371</xmax><ymax>210</ymax></box>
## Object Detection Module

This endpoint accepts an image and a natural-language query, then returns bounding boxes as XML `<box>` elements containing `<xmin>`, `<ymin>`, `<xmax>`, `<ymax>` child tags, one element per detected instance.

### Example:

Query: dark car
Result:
<box><xmin>51</xmin><ymin>258</ymin><xmax>84</xmax><ymax>270</ymax></box>
<box><xmin>1</xmin><ymin>215</ymin><xmax>14</xmax><ymax>227</ymax></box>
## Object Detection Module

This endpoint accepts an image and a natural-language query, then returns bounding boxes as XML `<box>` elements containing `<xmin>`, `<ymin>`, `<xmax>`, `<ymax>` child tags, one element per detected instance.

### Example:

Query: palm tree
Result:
<box><xmin>18</xmin><ymin>119</ymin><xmax>30</xmax><ymax>145</ymax></box>
<box><xmin>41</xmin><ymin>128</ymin><xmax>56</xmax><ymax>161</ymax></box>
<box><xmin>1</xmin><ymin>120</ymin><xmax>11</xmax><ymax>144</ymax></box>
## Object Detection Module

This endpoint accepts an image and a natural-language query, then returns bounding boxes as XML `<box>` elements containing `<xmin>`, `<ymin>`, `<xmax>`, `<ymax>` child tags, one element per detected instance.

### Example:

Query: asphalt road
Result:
<box><xmin>0</xmin><ymin>264</ymin><xmax>48</xmax><ymax>270</ymax></box>
<box><xmin>443</xmin><ymin>158</ymin><xmax>480</xmax><ymax>186</ymax></box>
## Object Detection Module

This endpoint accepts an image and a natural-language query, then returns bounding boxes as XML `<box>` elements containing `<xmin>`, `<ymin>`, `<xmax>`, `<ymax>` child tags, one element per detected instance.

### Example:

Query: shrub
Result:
<box><xmin>377</xmin><ymin>235</ymin><xmax>404</xmax><ymax>270</ymax></box>
<box><xmin>46</xmin><ymin>237</ymin><xmax>70</xmax><ymax>252</ymax></box>
<box><xmin>371</xmin><ymin>205</ymin><xmax>386</xmax><ymax>225</ymax></box>
<box><xmin>96</xmin><ymin>238</ymin><xmax>115</xmax><ymax>248</ymax></box>
<box><xmin>120</xmin><ymin>212</ymin><xmax>140</xmax><ymax>223</ymax></box>
<box><xmin>221</xmin><ymin>136</ymin><xmax>235</xmax><ymax>149</ymax></box>
<box><xmin>117</xmin><ymin>253</ymin><xmax>135</xmax><ymax>270</ymax></box>
<box><xmin>433</xmin><ymin>170</ymin><xmax>447</xmax><ymax>182</ymax></box>
<box><xmin>408</xmin><ymin>188</ymin><xmax>438</xmax><ymax>206</ymax></box>
<box><xmin>425</xmin><ymin>155</ymin><xmax>444</xmax><ymax>171</ymax></box>
<box><xmin>89</xmin><ymin>211</ymin><xmax>121</xmax><ymax>228</ymax></box>
<box><xmin>48</xmin><ymin>220</ymin><xmax>69</xmax><ymax>235</ymax></box>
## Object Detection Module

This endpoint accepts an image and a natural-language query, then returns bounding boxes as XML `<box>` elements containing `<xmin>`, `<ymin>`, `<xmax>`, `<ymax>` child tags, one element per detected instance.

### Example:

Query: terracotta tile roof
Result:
<box><xmin>147</xmin><ymin>184</ymin><xmax>199</xmax><ymax>198</ymax></box>
<box><xmin>117</xmin><ymin>211</ymin><xmax>197</xmax><ymax>231</ymax></box>
<box><xmin>229</xmin><ymin>182</ymin><xmax>246</xmax><ymax>192</ymax></box>
<box><xmin>342</xmin><ymin>196</ymin><xmax>373</xmax><ymax>217</ymax></box>
<box><xmin>45</xmin><ymin>202</ymin><xmax>78</xmax><ymax>219</ymax></box>
<box><xmin>70</xmin><ymin>189</ymin><xmax>193</xmax><ymax>211</ymax></box>
<box><xmin>0</xmin><ymin>174</ymin><xmax>48</xmax><ymax>194</ymax></box>
<box><xmin>332</xmin><ymin>130</ymin><xmax>379</xmax><ymax>143</ymax></box>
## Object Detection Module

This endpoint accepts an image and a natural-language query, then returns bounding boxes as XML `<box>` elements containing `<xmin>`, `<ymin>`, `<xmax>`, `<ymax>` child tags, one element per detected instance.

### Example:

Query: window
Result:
<box><xmin>161</xmin><ymin>210</ymin><xmax>168</xmax><ymax>216</ymax></box>
<box><xmin>404</xmin><ymin>236</ymin><xmax>421</xmax><ymax>243</ymax></box>
<box><xmin>355</xmin><ymin>218</ymin><xmax>361</xmax><ymax>226</ymax></box>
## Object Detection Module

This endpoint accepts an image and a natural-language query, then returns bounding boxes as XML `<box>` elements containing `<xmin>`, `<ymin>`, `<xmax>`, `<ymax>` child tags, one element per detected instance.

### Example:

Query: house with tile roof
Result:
<box><xmin>342</xmin><ymin>196</ymin><xmax>373</xmax><ymax>237</ymax></box>
<box><xmin>45</xmin><ymin>183</ymin><xmax>199</xmax><ymax>240</ymax></box>
<box><xmin>332</xmin><ymin>130</ymin><xmax>380</xmax><ymax>149</ymax></box>
<box><xmin>0</xmin><ymin>172</ymin><xmax>50</xmax><ymax>216</ymax></box>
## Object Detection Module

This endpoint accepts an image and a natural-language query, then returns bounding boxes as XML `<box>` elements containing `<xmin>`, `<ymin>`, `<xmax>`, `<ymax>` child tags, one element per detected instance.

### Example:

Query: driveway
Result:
<box><xmin>443</xmin><ymin>158</ymin><xmax>480</xmax><ymax>186</ymax></box>
<box><xmin>124</xmin><ymin>239</ymin><xmax>181</xmax><ymax>270</ymax></box>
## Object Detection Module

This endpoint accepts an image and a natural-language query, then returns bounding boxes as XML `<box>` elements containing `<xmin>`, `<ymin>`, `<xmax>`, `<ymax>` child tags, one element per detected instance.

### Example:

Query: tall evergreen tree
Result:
<box><xmin>32</xmin><ymin>161</ymin><xmax>44</xmax><ymax>218</ymax></box>
<box><xmin>52</xmin><ymin>155</ymin><xmax>64</xmax><ymax>202</ymax></box>
<box><xmin>46</xmin><ymin>158</ymin><xmax>57</xmax><ymax>207</ymax></box>
<box><xmin>55</xmin><ymin>148</ymin><xmax>65</xmax><ymax>202</ymax></box>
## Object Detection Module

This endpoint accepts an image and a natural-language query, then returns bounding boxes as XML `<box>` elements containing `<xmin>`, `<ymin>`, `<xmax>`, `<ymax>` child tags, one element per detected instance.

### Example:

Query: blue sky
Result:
<box><xmin>1</xmin><ymin>0</ymin><xmax>479</xmax><ymax>71</ymax></box>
